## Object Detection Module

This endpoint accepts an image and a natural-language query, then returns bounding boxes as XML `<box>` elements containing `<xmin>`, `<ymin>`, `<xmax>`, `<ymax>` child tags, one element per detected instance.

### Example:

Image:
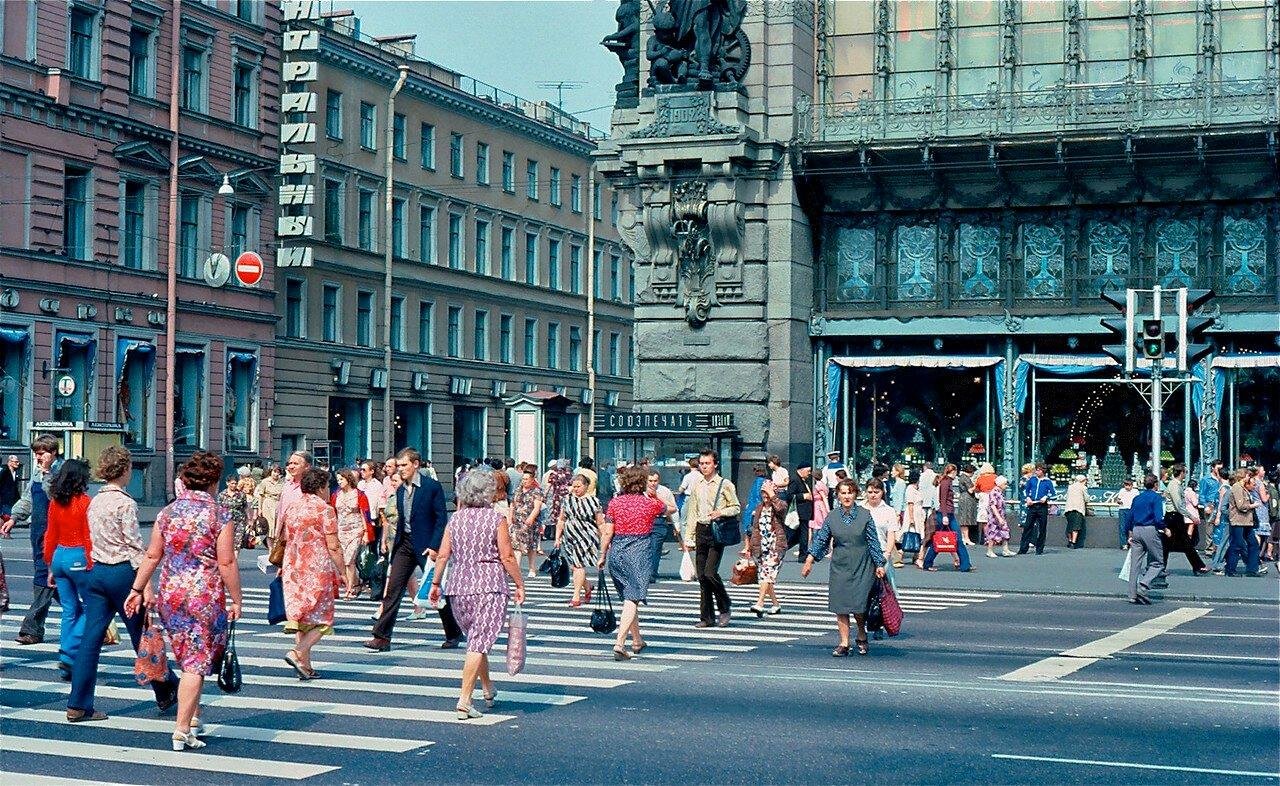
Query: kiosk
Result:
<box><xmin>590</xmin><ymin>412</ymin><xmax>738</xmax><ymax>491</ymax></box>
<box><xmin>30</xmin><ymin>420</ymin><xmax>125</xmax><ymax>463</ymax></box>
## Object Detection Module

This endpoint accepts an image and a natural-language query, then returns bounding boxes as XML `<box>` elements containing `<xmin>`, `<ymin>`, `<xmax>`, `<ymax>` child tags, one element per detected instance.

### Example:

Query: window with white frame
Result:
<box><xmin>323</xmin><ymin>177</ymin><xmax>343</xmax><ymax>244</ymax></box>
<box><xmin>356</xmin><ymin>290</ymin><xmax>374</xmax><ymax>347</ymax></box>
<box><xmin>475</xmin><ymin>219</ymin><xmax>490</xmax><ymax>275</ymax></box>
<box><xmin>473</xmin><ymin>310</ymin><xmax>489</xmax><ymax>360</ymax></box>
<box><xmin>285</xmin><ymin>279</ymin><xmax>305</xmax><ymax>338</ymax></box>
<box><xmin>121</xmin><ymin>178</ymin><xmax>152</xmax><ymax>270</ymax></box>
<box><xmin>549</xmin><ymin>167</ymin><xmax>561</xmax><ymax>207</ymax></box>
<box><xmin>476</xmin><ymin>142</ymin><xmax>489</xmax><ymax>185</ymax></box>
<box><xmin>172</xmin><ymin>346</ymin><xmax>205</xmax><ymax>447</ymax></box>
<box><xmin>225</xmin><ymin>350</ymin><xmax>258</xmax><ymax>452</ymax></box>
<box><xmin>391</xmin><ymin>197</ymin><xmax>406</xmax><ymax>258</ymax></box>
<box><xmin>526</xmin><ymin>159</ymin><xmax>539</xmax><ymax>200</ymax></box>
<box><xmin>64</xmin><ymin>167</ymin><xmax>91</xmax><ymax>261</ymax></box>
<box><xmin>502</xmin><ymin>151</ymin><xmax>514</xmax><ymax>192</ymax></box>
<box><xmin>233</xmin><ymin>61</ymin><xmax>258</xmax><ymax>128</ymax></box>
<box><xmin>357</xmin><ymin>188</ymin><xmax>374</xmax><ymax>251</ymax></box>
<box><xmin>448</xmin><ymin>213</ymin><xmax>463</xmax><ymax>269</ymax></box>
<box><xmin>359</xmin><ymin>102</ymin><xmax>376</xmax><ymax>150</ymax></box>
<box><xmin>418</xmin><ymin>301</ymin><xmax>434</xmax><ymax>354</ymax></box>
<box><xmin>322</xmin><ymin>284</ymin><xmax>341</xmax><ymax>342</ymax></box>
<box><xmin>67</xmin><ymin>5</ymin><xmax>99</xmax><ymax>80</ymax></box>
<box><xmin>570</xmin><ymin>174</ymin><xmax>581</xmax><ymax>212</ymax></box>
<box><xmin>325</xmin><ymin>90</ymin><xmax>343</xmax><ymax>139</ymax></box>
<box><xmin>180</xmin><ymin>45</ymin><xmax>207</xmax><ymax>112</ymax></box>
<box><xmin>390</xmin><ymin>296</ymin><xmax>404</xmax><ymax>351</ymax></box>
<box><xmin>500</xmin><ymin>226</ymin><xmax>514</xmax><ymax>280</ymax></box>
<box><xmin>392</xmin><ymin>113</ymin><xmax>406</xmax><ymax>160</ymax></box>
<box><xmin>128</xmin><ymin>26</ymin><xmax>153</xmax><ymax>96</ymax></box>
<box><xmin>499</xmin><ymin>314</ymin><xmax>513</xmax><ymax>363</ymax></box>
<box><xmin>419</xmin><ymin>204</ymin><xmax>436</xmax><ymax>264</ymax></box>
<box><xmin>450</xmin><ymin>133</ymin><xmax>464</xmax><ymax>177</ymax></box>
<box><xmin>420</xmin><ymin>123</ymin><xmax>435</xmax><ymax>169</ymax></box>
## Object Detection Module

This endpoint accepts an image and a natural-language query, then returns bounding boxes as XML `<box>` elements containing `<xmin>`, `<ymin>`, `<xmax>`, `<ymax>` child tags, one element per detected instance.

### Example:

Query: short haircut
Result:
<box><xmin>865</xmin><ymin>478</ymin><xmax>885</xmax><ymax>494</ymax></box>
<box><xmin>767</xmin><ymin>454</ymin><xmax>781</xmax><ymax>466</ymax></box>
<box><xmin>95</xmin><ymin>445</ymin><xmax>132</xmax><ymax>483</ymax></box>
<box><xmin>396</xmin><ymin>447</ymin><xmax>421</xmax><ymax>464</ymax></box>
<box><xmin>835</xmin><ymin>478</ymin><xmax>860</xmax><ymax>496</ymax></box>
<box><xmin>180</xmin><ymin>451</ymin><xmax>225</xmax><ymax>492</ymax></box>
<box><xmin>456</xmin><ymin>468</ymin><xmax>496</xmax><ymax>509</ymax></box>
<box><xmin>578</xmin><ymin>456</ymin><xmax>594</xmax><ymax>470</ymax></box>
<box><xmin>907</xmin><ymin>469</ymin><xmax>921</xmax><ymax>485</ymax></box>
<box><xmin>618</xmin><ymin>466</ymin><xmax>648</xmax><ymax>495</ymax></box>
<box><xmin>523</xmin><ymin>464</ymin><xmax>538</xmax><ymax>477</ymax></box>
<box><xmin>698</xmin><ymin>449</ymin><xmax>718</xmax><ymax>466</ymax></box>
<box><xmin>32</xmin><ymin>434</ymin><xmax>59</xmax><ymax>455</ymax></box>
<box><xmin>290</xmin><ymin>450</ymin><xmax>314</xmax><ymax>466</ymax></box>
<box><xmin>1034</xmin><ymin>462</ymin><xmax>1047</xmax><ymax>472</ymax></box>
<box><xmin>1171</xmin><ymin>463</ymin><xmax>1187</xmax><ymax>478</ymax></box>
<box><xmin>301</xmin><ymin>467</ymin><xmax>330</xmax><ymax>495</ymax></box>
<box><xmin>1143</xmin><ymin>474</ymin><xmax>1159</xmax><ymax>490</ymax></box>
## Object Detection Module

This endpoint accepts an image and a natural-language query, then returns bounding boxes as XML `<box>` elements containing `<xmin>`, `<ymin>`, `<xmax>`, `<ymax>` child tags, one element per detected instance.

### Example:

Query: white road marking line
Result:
<box><xmin>1000</xmin><ymin>606</ymin><xmax>1212</xmax><ymax>682</ymax></box>
<box><xmin>0</xmin><ymin>774</ymin><xmax>140</xmax><ymax>786</ymax></box>
<box><xmin>1034</xmin><ymin>677</ymin><xmax>1278</xmax><ymax>697</ymax></box>
<box><xmin>0</xmin><ymin>735</ymin><xmax>337</xmax><ymax>779</ymax></box>
<box><xmin>1123</xmin><ymin>650</ymin><xmax>1278</xmax><ymax>662</ymax></box>
<box><xmin>991</xmin><ymin>753</ymin><xmax>1280</xmax><ymax>779</ymax></box>
<box><xmin>282</xmin><ymin>632</ymin><xmax>716</xmax><ymax>662</ymax></box>
<box><xmin>299</xmin><ymin>647</ymin><xmax>633</xmax><ymax>688</ymax></box>
<box><xmin>0</xmin><ymin>706</ymin><xmax>432</xmax><ymax>752</ymax></box>
<box><xmin>1</xmin><ymin>679</ymin><xmax>513</xmax><ymax>725</ymax></box>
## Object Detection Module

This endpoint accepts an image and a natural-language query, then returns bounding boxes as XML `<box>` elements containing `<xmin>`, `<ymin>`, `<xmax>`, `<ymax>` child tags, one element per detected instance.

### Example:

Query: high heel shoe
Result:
<box><xmin>456</xmin><ymin>705</ymin><xmax>483</xmax><ymax>720</ymax></box>
<box><xmin>767</xmin><ymin>605</ymin><xmax>782</xmax><ymax>615</ymax></box>
<box><xmin>749</xmin><ymin>605</ymin><xmax>764</xmax><ymax>618</ymax></box>
<box><xmin>189</xmin><ymin>716</ymin><xmax>205</xmax><ymax>736</ymax></box>
<box><xmin>172</xmin><ymin>730</ymin><xmax>206</xmax><ymax>751</ymax></box>
<box><xmin>612</xmin><ymin>647</ymin><xmax>631</xmax><ymax>661</ymax></box>
<box><xmin>483</xmin><ymin>690</ymin><xmax>498</xmax><ymax>709</ymax></box>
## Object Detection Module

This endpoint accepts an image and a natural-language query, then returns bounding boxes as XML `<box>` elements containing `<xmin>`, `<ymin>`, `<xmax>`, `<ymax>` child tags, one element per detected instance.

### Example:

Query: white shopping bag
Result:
<box><xmin>1117</xmin><ymin>551</ymin><xmax>1131</xmax><ymax>583</ymax></box>
<box><xmin>679</xmin><ymin>550</ymin><xmax>696</xmax><ymax>582</ymax></box>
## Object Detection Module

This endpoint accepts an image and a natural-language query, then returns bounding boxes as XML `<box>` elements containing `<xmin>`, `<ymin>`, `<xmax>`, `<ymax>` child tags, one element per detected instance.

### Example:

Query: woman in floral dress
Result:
<box><xmin>218</xmin><ymin>477</ymin><xmax>249</xmax><ymax>552</ymax></box>
<box><xmin>511</xmin><ymin>467</ymin><xmax>544</xmax><ymax>578</ymax></box>
<box><xmin>984</xmin><ymin>475</ymin><xmax>1013</xmax><ymax>558</ymax></box>
<box><xmin>554</xmin><ymin>474</ymin><xmax>604</xmax><ymax>606</ymax></box>
<box><xmin>542</xmin><ymin>461</ymin><xmax>573</xmax><ymax>544</ymax></box>
<box><xmin>128</xmin><ymin>451</ymin><xmax>242</xmax><ymax>751</ymax></box>
<box><xmin>282</xmin><ymin>468</ymin><xmax>343</xmax><ymax>680</ymax></box>
<box><xmin>744</xmin><ymin>480</ymin><xmax>789</xmax><ymax>616</ymax></box>
<box><xmin>330</xmin><ymin>468</ymin><xmax>371</xmax><ymax>599</ymax></box>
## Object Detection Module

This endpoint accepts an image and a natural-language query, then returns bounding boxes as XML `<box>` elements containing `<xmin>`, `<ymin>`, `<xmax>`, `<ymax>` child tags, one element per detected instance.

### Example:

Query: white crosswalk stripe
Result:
<box><xmin>0</xmin><ymin>575</ymin><xmax>997</xmax><ymax>782</ymax></box>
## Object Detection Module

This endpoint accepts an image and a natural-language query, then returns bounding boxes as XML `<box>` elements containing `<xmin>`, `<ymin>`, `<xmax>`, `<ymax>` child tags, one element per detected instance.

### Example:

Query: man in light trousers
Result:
<box><xmin>1127</xmin><ymin>474</ymin><xmax>1169</xmax><ymax>605</ymax></box>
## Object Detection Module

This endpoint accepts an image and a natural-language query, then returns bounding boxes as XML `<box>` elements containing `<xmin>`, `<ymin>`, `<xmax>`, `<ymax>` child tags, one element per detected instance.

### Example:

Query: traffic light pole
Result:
<box><xmin>1149</xmin><ymin>285</ymin><xmax>1163</xmax><ymax>480</ymax></box>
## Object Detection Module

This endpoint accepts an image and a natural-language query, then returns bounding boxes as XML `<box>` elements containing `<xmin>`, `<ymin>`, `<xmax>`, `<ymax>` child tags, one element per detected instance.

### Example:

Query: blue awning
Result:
<box><xmin>0</xmin><ymin>326</ymin><xmax>29</xmax><ymax>345</ymax></box>
<box><xmin>227</xmin><ymin>351</ymin><xmax>257</xmax><ymax>365</ymax></box>
<box><xmin>115</xmin><ymin>338</ymin><xmax>155</xmax><ymax>371</ymax></box>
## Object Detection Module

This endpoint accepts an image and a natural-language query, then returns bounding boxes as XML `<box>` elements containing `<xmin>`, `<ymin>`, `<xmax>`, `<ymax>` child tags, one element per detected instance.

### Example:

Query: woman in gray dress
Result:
<box><xmin>801</xmin><ymin>478</ymin><xmax>887</xmax><ymax>656</ymax></box>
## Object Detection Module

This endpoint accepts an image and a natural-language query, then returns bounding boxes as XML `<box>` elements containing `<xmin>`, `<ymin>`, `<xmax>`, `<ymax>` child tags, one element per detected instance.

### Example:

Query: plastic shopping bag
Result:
<box><xmin>1117</xmin><ymin>550</ymin><xmax>1132</xmax><ymax>583</ymax></box>
<box><xmin>414</xmin><ymin>567</ymin><xmax>436</xmax><ymax>606</ymax></box>
<box><xmin>679</xmin><ymin>550</ymin><xmax>696</xmax><ymax>582</ymax></box>
<box><xmin>505</xmin><ymin>605</ymin><xmax>527</xmax><ymax>676</ymax></box>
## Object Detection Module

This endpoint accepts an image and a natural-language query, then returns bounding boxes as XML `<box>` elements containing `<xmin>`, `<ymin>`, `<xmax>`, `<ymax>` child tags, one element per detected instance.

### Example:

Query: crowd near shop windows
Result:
<box><xmin>473</xmin><ymin>310</ymin><xmax>489</xmax><ymax>361</ymax></box>
<box><xmin>569</xmin><ymin>246</ymin><xmax>582</xmax><ymax>294</ymax></box>
<box><xmin>394</xmin><ymin>402</ymin><xmax>431</xmax><ymax>455</ymax></box>
<box><xmin>0</xmin><ymin>328</ymin><xmax>30</xmax><ymax>441</ymax></box>
<box><xmin>357</xmin><ymin>189</ymin><xmax>374</xmax><ymax>251</ymax></box>
<box><xmin>448</xmin><ymin>214</ymin><xmax>463</xmax><ymax>269</ymax></box>
<box><xmin>391</xmin><ymin>198</ymin><xmax>406</xmax><ymax>258</ymax></box>
<box><xmin>53</xmin><ymin>332</ymin><xmax>95</xmax><ymax>421</ymax></box>
<box><xmin>326</xmin><ymin>90</ymin><xmax>343</xmax><ymax>139</ymax></box>
<box><xmin>285</xmin><ymin>279</ymin><xmax>305</xmax><ymax>338</ymax></box>
<box><xmin>322</xmin><ymin>284</ymin><xmax>340</xmax><ymax>343</ymax></box>
<box><xmin>419</xmin><ymin>205</ymin><xmax>437</xmax><ymax>264</ymax></box>
<box><xmin>226</xmin><ymin>351</ymin><xmax>257</xmax><ymax>452</ymax></box>
<box><xmin>549</xmin><ymin>168</ymin><xmax>561</xmax><ymax>207</ymax></box>
<box><xmin>173</xmin><ymin>347</ymin><xmax>205</xmax><ymax>448</ymax></box>
<box><xmin>502</xmin><ymin>151</ymin><xmax>515</xmax><ymax>192</ymax></box>
<box><xmin>452</xmin><ymin>406</ymin><xmax>485</xmax><ymax>469</ymax></box>
<box><xmin>476</xmin><ymin>143</ymin><xmax>489</xmax><ymax>185</ymax></box>
<box><xmin>359</xmin><ymin>102</ymin><xmax>376</xmax><ymax>150</ymax></box>
<box><xmin>450</xmin><ymin>133</ymin><xmax>464</xmax><ymax>178</ymax></box>
<box><xmin>356</xmin><ymin>291</ymin><xmax>374</xmax><ymax>348</ymax></box>
<box><xmin>547</xmin><ymin>323</ymin><xmax>560</xmax><ymax>370</ymax></box>
<box><xmin>64</xmin><ymin>166</ymin><xmax>91</xmax><ymax>261</ymax></box>
<box><xmin>523</xmin><ymin>318</ymin><xmax>537</xmax><ymax>366</ymax></box>
<box><xmin>569</xmin><ymin>326</ymin><xmax>582</xmax><ymax>372</ymax></box>
<box><xmin>390</xmin><ymin>296</ymin><xmax>404</xmax><ymax>352</ymax></box>
<box><xmin>447</xmin><ymin>306</ymin><xmax>462</xmax><ymax>358</ymax></box>
<box><xmin>526</xmin><ymin>160</ymin><xmax>538</xmax><ymax>200</ymax></box>
<box><xmin>524</xmin><ymin>232</ymin><xmax>538</xmax><ymax>284</ymax></box>
<box><xmin>128</xmin><ymin>26</ymin><xmax>153</xmax><ymax>97</ymax></box>
<box><xmin>418</xmin><ymin>302</ymin><xmax>435</xmax><ymax>354</ymax></box>
<box><xmin>499</xmin><ymin>315</ymin><xmax>513</xmax><ymax>363</ymax></box>
<box><xmin>500</xmin><ymin>227</ymin><xmax>514</xmax><ymax>280</ymax></box>
<box><xmin>420</xmin><ymin>123</ymin><xmax>435</xmax><ymax>169</ymax></box>
<box><xmin>323</xmin><ymin>178</ymin><xmax>343</xmax><ymax>244</ymax></box>
<box><xmin>548</xmin><ymin>239</ymin><xmax>561</xmax><ymax>291</ymax></box>
<box><xmin>328</xmin><ymin>397</ymin><xmax>369</xmax><ymax>469</ymax></box>
<box><xmin>181</xmin><ymin>46</ymin><xmax>207</xmax><ymax>113</ymax></box>
<box><xmin>68</xmin><ymin>6</ymin><xmax>97</xmax><ymax>79</ymax></box>
<box><xmin>233</xmin><ymin>62</ymin><xmax>257</xmax><ymax>128</ymax></box>
<box><xmin>570</xmin><ymin>174</ymin><xmax>581</xmax><ymax>213</ymax></box>
<box><xmin>475</xmin><ymin>219</ymin><xmax>490</xmax><ymax>275</ymax></box>
<box><xmin>392</xmin><ymin>113</ymin><xmax>406</xmax><ymax>161</ymax></box>
<box><xmin>121</xmin><ymin>179</ymin><xmax>151</xmax><ymax>270</ymax></box>
<box><xmin>115</xmin><ymin>338</ymin><xmax>155</xmax><ymax>448</ymax></box>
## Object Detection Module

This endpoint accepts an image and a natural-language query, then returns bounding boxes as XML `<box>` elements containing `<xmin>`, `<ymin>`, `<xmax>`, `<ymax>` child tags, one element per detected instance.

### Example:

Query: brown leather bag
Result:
<box><xmin>268</xmin><ymin>537</ymin><xmax>286</xmax><ymax>567</ymax></box>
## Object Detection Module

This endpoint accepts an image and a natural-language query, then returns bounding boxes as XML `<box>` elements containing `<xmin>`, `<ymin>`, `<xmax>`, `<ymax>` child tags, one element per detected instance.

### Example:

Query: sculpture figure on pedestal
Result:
<box><xmin>643</xmin><ymin>0</ymin><xmax>750</xmax><ymax>90</ymax></box>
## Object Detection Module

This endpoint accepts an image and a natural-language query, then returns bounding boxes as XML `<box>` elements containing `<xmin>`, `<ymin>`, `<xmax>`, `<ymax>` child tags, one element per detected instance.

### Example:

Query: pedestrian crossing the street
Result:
<box><xmin>0</xmin><ymin>575</ymin><xmax>998</xmax><ymax>783</ymax></box>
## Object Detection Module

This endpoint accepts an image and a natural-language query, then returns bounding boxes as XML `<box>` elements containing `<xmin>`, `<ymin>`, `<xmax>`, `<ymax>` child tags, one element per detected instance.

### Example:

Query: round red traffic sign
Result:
<box><xmin>234</xmin><ymin>252</ymin><xmax>263</xmax><ymax>286</ymax></box>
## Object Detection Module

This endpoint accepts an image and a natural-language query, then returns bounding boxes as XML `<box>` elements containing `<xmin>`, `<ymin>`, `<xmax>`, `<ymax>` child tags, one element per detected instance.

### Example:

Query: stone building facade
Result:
<box><xmin>596</xmin><ymin>0</ymin><xmax>1279</xmax><ymax>485</ymax></box>
<box><xmin>271</xmin><ymin>12</ymin><xmax>634</xmax><ymax>480</ymax></box>
<box><xmin>0</xmin><ymin>0</ymin><xmax>280</xmax><ymax>504</ymax></box>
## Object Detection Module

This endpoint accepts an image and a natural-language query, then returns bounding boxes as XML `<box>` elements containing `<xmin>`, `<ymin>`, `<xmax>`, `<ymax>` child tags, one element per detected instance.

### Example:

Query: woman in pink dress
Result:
<box><xmin>127</xmin><ymin>451</ymin><xmax>242</xmax><ymax>751</ymax></box>
<box><xmin>282</xmin><ymin>468</ymin><xmax>344</xmax><ymax>680</ymax></box>
<box><xmin>330</xmin><ymin>468</ymin><xmax>371</xmax><ymax>599</ymax></box>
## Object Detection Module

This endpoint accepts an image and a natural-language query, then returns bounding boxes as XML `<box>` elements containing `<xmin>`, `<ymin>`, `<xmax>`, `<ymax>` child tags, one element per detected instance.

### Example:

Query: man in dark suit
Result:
<box><xmin>364</xmin><ymin>447</ymin><xmax>462</xmax><ymax>651</ymax></box>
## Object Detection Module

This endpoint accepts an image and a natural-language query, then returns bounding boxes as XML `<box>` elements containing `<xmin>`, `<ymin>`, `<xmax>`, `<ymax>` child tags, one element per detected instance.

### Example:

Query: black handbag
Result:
<box><xmin>216</xmin><ymin>621</ymin><xmax>242</xmax><ymax>693</ymax></box>
<box><xmin>864</xmin><ymin>584</ymin><xmax>885</xmax><ymax>633</ymax></box>
<box><xmin>542</xmin><ymin>548</ymin><xmax>570</xmax><ymax>589</ymax></box>
<box><xmin>710</xmin><ymin>479</ymin><xmax>742</xmax><ymax>547</ymax></box>
<box><xmin>589</xmin><ymin>571</ymin><xmax>616</xmax><ymax>634</ymax></box>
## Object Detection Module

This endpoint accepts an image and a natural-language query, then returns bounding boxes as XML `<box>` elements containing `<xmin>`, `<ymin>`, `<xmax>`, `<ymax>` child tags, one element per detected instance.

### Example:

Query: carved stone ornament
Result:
<box><xmin>602</xmin><ymin>1</ymin><xmax>641</xmax><ymax>108</ymax></box>
<box><xmin>629</xmin><ymin>91</ymin><xmax>740</xmax><ymax>139</ymax></box>
<box><xmin>646</xmin><ymin>0</ymin><xmax>751</xmax><ymax>90</ymax></box>
<box><xmin>672</xmin><ymin>181</ymin><xmax>717</xmax><ymax>325</ymax></box>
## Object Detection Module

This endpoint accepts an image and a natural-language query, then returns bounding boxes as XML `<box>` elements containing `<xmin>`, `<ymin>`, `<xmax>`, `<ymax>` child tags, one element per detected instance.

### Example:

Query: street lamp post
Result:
<box><xmin>162</xmin><ymin>0</ymin><xmax>183</xmax><ymax>498</ymax></box>
<box><xmin>382</xmin><ymin>65</ymin><xmax>409</xmax><ymax>460</ymax></box>
<box><xmin>586</xmin><ymin>167</ymin><xmax>596</xmax><ymax>459</ymax></box>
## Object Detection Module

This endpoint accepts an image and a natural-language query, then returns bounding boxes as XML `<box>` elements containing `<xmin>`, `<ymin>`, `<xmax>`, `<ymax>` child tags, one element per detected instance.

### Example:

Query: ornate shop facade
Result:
<box><xmin>596</xmin><ymin>0</ymin><xmax>1279</xmax><ymax>486</ymax></box>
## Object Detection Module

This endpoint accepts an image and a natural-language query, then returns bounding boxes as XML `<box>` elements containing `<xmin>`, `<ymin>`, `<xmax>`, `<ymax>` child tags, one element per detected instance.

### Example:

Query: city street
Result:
<box><xmin>2</xmin><ymin>538</ymin><xmax>1276</xmax><ymax>785</ymax></box>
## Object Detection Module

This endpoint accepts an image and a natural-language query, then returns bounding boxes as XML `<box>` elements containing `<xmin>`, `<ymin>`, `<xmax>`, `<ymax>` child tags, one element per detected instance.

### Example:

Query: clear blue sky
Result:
<box><xmin>343</xmin><ymin>0</ymin><xmax>625</xmax><ymax>133</ymax></box>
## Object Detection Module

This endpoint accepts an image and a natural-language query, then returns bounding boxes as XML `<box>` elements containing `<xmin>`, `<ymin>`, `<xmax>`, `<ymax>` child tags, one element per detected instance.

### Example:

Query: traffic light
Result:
<box><xmin>1140</xmin><ymin>319</ymin><xmax>1165</xmax><ymax>359</ymax></box>
<box><xmin>1179</xmin><ymin>288</ymin><xmax>1215</xmax><ymax>371</ymax></box>
<box><xmin>1100</xmin><ymin>289</ymin><xmax>1135</xmax><ymax>373</ymax></box>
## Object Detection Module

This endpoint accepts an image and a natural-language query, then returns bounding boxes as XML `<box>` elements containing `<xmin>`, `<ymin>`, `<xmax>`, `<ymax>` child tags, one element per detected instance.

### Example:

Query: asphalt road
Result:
<box><xmin>1</xmin><ymin>537</ymin><xmax>1276</xmax><ymax>786</ymax></box>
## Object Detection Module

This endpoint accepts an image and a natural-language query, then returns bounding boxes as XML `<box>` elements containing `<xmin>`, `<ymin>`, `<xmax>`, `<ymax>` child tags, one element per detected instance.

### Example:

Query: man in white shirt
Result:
<box><xmin>1115</xmin><ymin>477</ymin><xmax>1138</xmax><ymax>550</ymax></box>
<box><xmin>820</xmin><ymin>450</ymin><xmax>847</xmax><ymax>489</ymax></box>
<box><xmin>919</xmin><ymin>461</ymin><xmax>939</xmax><ymax>521</ymax></box>
<box><xmin>646</xmin><ymin>470</ymin><xmax>679</xmax><ymax>584</ymax></box>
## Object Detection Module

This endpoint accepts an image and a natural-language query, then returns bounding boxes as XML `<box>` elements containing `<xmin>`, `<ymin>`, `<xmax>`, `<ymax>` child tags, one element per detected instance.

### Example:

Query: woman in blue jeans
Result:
<box><xmin>922</xmin><ymin>465</ymin><xmax>971</xmax><ymax>572</ymax></box>
<box><xmin>43</xmin><ymin>460</ymin><xmax>93</xmax><ymax>682</ymax></box>
<box><xmin>66</xmin><ymin>446</ymin><xmax>177</xmax><ymax>722</ymax></box>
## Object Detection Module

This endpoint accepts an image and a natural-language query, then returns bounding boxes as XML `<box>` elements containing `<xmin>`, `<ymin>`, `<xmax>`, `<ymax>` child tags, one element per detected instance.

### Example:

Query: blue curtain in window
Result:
<box><xmin>1012</xmin><ymin>356</ymin><xmax>1115</xmax><ymax>415</ymax></box>
<box><xmin>56</xmin><ymin>332</ymin><xmax>97</xmax><ymax>420</ymax></box>
<box><xmin>0</xmin><ymin>327</ymin><xmax>29</xmax><ymax>345</ymax></box>
<box><xmin>0</xmin><ymin>327</ymin><xmax>30</xmax><ymax>441</ymax></box>
<box><xmin>226</xmin><ymin>351</ymin><xmax>257</xmax><ymax>451</ymax></box>
<box><xmin>115</xmin><ymin>339</ymin><xmax>155</xmax><ymax>445</ymax></box>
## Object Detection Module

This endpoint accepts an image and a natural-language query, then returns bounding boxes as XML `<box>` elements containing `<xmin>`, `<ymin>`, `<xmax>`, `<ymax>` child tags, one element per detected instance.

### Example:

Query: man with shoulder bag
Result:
<box><xmin>681</xmin><ymin>450</ymin><xmax>741</xmax><ymax>628</ymax></box>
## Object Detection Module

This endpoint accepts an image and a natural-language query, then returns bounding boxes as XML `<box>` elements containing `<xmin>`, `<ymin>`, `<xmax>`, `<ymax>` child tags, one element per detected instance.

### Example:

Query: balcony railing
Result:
<box><xmin>797</xmin><ymin>77</ymin><xmax>1278</xmax><ymax>146</ymax></box>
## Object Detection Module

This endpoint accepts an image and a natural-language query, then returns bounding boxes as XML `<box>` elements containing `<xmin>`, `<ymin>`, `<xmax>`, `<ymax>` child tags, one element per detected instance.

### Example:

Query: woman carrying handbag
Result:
<box><xmin>741</xmin><ymin>481</ymin><xmax>787</xmax><ymax>616</ymax></box>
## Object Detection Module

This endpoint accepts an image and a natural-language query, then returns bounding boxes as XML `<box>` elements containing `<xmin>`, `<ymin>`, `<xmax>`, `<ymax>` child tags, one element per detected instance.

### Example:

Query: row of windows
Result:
<box><xmin>282</xmin><ymin>281</ymin><xmax>635</xmax><ymax>376</ymax></box>
<box><xmin>323</xmin><ymin>90</ymin><xmax>615</xmax><ymax>220</ymax></box>
<box><xmin>320</xmin><ymin>181</ymin><xmax>632</xmax><ymax>300</ymax></box>
<box><xmin>65</xmin><ymin>6</ymin><xmax>260</xmax><ymax>128</ymax></box>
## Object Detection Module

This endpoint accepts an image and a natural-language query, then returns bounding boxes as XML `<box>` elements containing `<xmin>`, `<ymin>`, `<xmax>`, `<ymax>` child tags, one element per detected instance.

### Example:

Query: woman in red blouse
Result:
<box><xmin>601</xmin><ymin>467</ymin><xmax>667</xmax><ymax>661</ymax></box>
<box><xmin>44</xmin><ymin>458</ymin><xmax>93</xmax><ymax>682</ymax></box>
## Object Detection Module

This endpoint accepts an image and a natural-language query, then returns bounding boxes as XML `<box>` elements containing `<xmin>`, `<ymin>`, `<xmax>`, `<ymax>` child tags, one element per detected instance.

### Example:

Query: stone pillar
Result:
<box><xmin>595</xmin><ymin>4</ymin><xmax>817</xmax><ymax>486</ymax></box>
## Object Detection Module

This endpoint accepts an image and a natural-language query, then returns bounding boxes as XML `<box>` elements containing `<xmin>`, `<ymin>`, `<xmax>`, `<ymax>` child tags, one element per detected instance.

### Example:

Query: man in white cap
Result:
<box><xmin>821</xmin><ymin>450</ymin><xmax>847</xmax><ymax>490</ymax></box>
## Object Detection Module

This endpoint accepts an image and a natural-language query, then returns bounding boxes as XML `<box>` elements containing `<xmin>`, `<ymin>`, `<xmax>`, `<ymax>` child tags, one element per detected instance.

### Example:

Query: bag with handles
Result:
<box><xmin>901</xmin><ymin>529</ymin><xmax>922</xmax><ymax>554</ymax></box>
<box><xmin>879</xmin><ymin>579</ymin><xmax>903</xmax><ymax>636</ymax></box>
<box><xmin>730</xmin><ymin>558</ymin><xmax>757</xmax><ymax>586</ymax></box>
<box><xmin>931</xmin><ymin>529</ymin><xmax>958</xmax><ymax>554</ymax></box>
<box><xmin>506</xmin><ymin>605</ymin><xmax>528</xmax><ymax>675</ymax></box>
<box><xmin>133</xmin><ymin>611</ymin><xmax>169</xmax><ymax>686</ymax></box>
<box><xmin>216</xmin><ymin>621</ymin><xmax>242</xmax><ymax>693</ymax></box>
<box><xmin>710</xmin><ymin>479</ymin><xmax>742</xmax><ymax>547</ymax></box>
<box><xmin>589</xmin><ymin>571</ymin><xmax>617</xmax><ymax>634</ymax></box>
<box><xmin>267</xmin><ymin>575</ymin><xmax>287</xmax><ymax>625</ymax></box>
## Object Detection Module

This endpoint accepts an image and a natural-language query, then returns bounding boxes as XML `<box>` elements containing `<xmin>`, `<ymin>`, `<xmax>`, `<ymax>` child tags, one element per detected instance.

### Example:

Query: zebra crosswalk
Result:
<box><xmin>0</xmin><ymin>574</ymin><xmax>998</xmax><ymax>783</ymax></box>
